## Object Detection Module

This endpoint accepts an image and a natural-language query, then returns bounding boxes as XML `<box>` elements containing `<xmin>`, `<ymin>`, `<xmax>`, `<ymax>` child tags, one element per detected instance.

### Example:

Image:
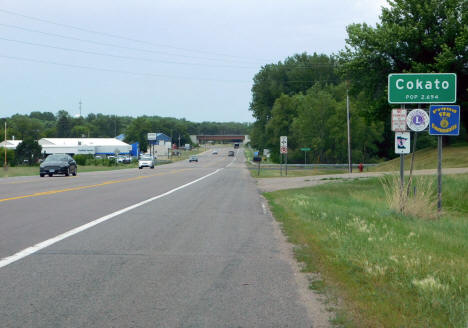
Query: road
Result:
<box><xmin>0</xmin><ymin>148</ymin><xmax>321</xmax><ymax>327</ymax></box>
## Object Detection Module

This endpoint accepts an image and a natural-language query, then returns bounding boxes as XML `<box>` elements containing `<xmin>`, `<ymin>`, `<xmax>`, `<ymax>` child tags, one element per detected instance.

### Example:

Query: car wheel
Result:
<box><xmin>65</xmin><ymin>168</ymin><xmax>69</xmax><ymax>176</ymax></box>
<box><xmin>40</xmin><ymin>174</ymin><xmax>44</xmax><ymax>177</ymax></box>
<box><xmin>139</xmin><ymin>167</ymin><xmax>142</xmax><ymax>169</ymax></box>
<box><xmin>48</xmin><ymin>173</ymin><xmax>53</xmax><ymax>177</ymax></box>
<box><xmin>151</xmin><ymin>166</ymin><xmax>154</xmax><ymax>169</ymax></box>
<box><xmin>72</xmin><ymin>168</ymin><xmax>77</xmax><ymax>176</ymax></box>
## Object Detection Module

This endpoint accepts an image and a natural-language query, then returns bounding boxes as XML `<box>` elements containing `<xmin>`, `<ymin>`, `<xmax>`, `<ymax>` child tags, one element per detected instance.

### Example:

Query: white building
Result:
<box><xmin>38</xmin><ymin>138</ymin><xmax>131</xmax><ymax>155</ymax></box>
<box><xmin>0</xmin><ymin>140</ymin><xmax>22</xmax><ymax>150</ymax></box>
<box><xmin>153</xmin><ymin>140</ymin><xmax>172</xmax><ymax>159</ymax></box>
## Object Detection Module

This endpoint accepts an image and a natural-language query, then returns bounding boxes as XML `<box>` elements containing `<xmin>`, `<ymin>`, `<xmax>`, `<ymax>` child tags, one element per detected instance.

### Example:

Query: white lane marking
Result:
<box><xmin>0</xmin><ymin>168</ymin><xmax>223</xmax><ymax>269</ymax></box>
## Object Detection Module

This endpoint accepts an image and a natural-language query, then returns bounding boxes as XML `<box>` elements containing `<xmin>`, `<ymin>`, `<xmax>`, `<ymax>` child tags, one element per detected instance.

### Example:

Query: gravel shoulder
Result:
<box><xmin>256</xmin><ymin>167</ymin><xmax>468</xmax><ymax>192</ymax></box>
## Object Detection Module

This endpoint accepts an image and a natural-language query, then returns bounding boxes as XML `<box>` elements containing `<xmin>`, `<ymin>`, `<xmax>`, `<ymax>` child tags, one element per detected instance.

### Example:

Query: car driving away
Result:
<box><xmin>189</xmin><ymin>155</ymin><xmax>198</xmax><ymax>162</ymax></box>
<box><xmin>138</xmin><ymin>154</ymin><xmax>155</xmax><ymax>169</ymax></box>
<box><xmin>228</xmin><ymin>150</ymin><xmax>235</xmax><ymax>156</ymax></box>
<box><xmin>40</xmin><ymin>154</ymin><xmax>77</xmax><ymax>177</ymax></box>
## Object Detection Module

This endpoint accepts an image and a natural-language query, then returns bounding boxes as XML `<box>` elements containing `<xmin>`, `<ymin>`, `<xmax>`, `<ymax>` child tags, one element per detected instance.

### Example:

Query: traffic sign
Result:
<box><xmin>147</xmin><ymin>133</ymin><xmax>157</xmax><ymax>140</ymax></box>
<box><xmin>429</xmin><ymin>105</ymin><xmax>460</xmax><ymax>136</ymax></box>
<box><xmin>280</xmin><ymin>136</ymin><xmax>287</xmax><ymax>147</ymax></box>
<box><xmin>395</xmin><ymin>132</ymin><xmax>410</xmax><ymax>154</ymax></box>
<box><xmin>300</xmin><ymin>148</ymin><xmax>311</xmax><ymax>151</ymax></box>
<box><xmin>280</xmin><ymin>146</ymin><xmax>288</xmax><ymax>154</ymax></box>
<box><xmin>388</xmin><ymin>73</ymin><xmax>456</xmax><ymax>104</ymax></box>
<box><xmin>391</xmin><ymin>109</ymin><xmax>407</xmax><ymax>131</ymax></box>
<box><xmin>406</xmin><ymin>109</ymin><xmax>429</xmax><ymax>132</ymax></box>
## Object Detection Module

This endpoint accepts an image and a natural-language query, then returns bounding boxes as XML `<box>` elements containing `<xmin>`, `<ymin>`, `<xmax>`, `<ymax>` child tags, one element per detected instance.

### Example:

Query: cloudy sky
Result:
<box><xmin>1</xmin><ymin>0</ymin><xmax>388</xmax><ymax>122</ymax></box>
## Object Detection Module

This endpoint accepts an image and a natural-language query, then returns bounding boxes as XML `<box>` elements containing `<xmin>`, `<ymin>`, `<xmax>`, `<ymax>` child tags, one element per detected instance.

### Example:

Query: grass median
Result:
<box><xmin>264</xmin><ymin>174</ymin><xmax>468</xmax><ymax>327</ymax></box>
<box><xmin>0</xmin><ymin>164</ymin><xmax>138</xmax><ymax>178</ymax></box>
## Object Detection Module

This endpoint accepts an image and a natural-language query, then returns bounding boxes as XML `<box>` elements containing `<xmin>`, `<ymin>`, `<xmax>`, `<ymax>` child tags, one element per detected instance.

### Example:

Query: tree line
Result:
<box><xmin>0</xmin><ymin>111</ymin><xmax>251</xmax><ymax>154</ymax></box>
<box><xmin>249</xmin><ymin>0</ymin><xmax>467</xmax><ymax>164</ymax></box>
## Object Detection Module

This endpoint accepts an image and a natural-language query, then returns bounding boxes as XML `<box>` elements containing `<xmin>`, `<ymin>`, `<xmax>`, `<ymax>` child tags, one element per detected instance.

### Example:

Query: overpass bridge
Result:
<box><xmin>190</xmin><ymin>135</ymin><xmax>249</xmax><ymax>144</ymax></box>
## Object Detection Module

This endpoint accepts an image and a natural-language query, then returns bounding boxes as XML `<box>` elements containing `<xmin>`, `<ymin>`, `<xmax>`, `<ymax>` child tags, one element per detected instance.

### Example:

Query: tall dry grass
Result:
<box><xmin>380</xmin><ymin>174</ymin><xmax>438</xmax><ymax>219</ymax></box>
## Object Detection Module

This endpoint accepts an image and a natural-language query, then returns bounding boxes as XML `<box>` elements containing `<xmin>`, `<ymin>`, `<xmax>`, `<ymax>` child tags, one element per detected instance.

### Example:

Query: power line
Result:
<box><xmin>0</xmin><ymin>54</ymin><xmax>251</xmax><ymax>83</ymax></box>
<box><xmin>0</xmin><ymin>36</ymin><xmax>258</xmax><ymax>69</ymax></box>
<box><xmin>0</xmin><ymin>8</ymin><xmax>274</xmax><ymax>63</ymax></box>
<box><xmin>0</xmin><ymin>23</ymin><xmax>265</xmax><ymax>65</ymax></box>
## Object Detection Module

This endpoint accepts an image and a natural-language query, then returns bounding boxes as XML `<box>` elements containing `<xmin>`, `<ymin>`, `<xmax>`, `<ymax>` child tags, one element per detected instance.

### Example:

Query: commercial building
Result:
<box><xmin>38</xmin><ymin>138</ymin><xmax>132</xmax><ymax>156</ymax></box>
<box><xmin>0</xmin><ymin>140</ymin><xmax>22</xmax><ymax>150</ymax></box>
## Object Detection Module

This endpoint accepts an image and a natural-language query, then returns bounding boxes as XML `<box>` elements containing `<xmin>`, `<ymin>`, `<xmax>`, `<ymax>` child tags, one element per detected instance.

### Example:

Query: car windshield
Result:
<box><xmin>45</xmin><ymin>154</ymin><xmax>68</xmax><ymax>162</ymax></box>
<box><xmin>140</xmin><ymin>155</ymin><xmax>152</xmax><ymax>160</ymax></box>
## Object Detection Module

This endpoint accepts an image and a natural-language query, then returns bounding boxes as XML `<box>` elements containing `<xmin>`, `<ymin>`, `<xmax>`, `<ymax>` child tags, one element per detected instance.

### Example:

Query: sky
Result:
<box><xmin>1</xmin><ymin>0</ymin><xmax>388</xmax><ymax>122</ymax></box>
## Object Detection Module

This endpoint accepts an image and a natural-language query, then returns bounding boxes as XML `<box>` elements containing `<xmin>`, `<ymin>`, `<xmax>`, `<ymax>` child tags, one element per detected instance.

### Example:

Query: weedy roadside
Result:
<box><xmin>265</xmin><ymin>175</ymin><xmax>468</xmax><ymax>327</ymax></box>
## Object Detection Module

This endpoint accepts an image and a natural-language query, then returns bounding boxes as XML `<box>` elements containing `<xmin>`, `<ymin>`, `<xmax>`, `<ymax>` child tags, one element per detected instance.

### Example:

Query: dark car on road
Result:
<box><xmin>228</xmin><ymin>150</ymin><xmax>235</xmax><ymax>156</ymax></box>
<box><xmin>40</xmin><ymin>154</ymin><xmax>77</xmax><ymax>177</ymax></box>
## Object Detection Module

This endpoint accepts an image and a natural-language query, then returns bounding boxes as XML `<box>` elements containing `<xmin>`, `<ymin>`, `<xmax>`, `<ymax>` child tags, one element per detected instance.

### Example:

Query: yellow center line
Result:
<box><xmin>0</xmin><ymin>168</ymin><xmax>189</xmax><ymax>203</ymax></box>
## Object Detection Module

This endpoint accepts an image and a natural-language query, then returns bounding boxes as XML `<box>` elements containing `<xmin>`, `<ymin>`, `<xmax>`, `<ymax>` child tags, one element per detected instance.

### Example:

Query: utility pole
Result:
<box><xmin>4</xmin><ymin>121</ymin><xmax>7</xmax><ymax>168</ymax></box>
<box><xmin>346</xmin><ymin>85</ymin><xmax>352</xmax><ymax>173</ymax></box>
<box><xmin>178</xmin><ymin>135</ymin><xmax>181</xmax><ymax>149</ymax></box>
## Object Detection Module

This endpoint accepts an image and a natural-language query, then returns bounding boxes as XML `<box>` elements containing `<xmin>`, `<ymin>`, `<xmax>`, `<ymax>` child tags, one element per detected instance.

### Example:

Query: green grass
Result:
<box><xmin>0</xmin><ymin>164</ymin><xmax>138</xmax><ymax>178</ymax></box>
<box><xmin>265</xmin><ymin>174</ymin><xmax>468</xmax><ymax>327</ymax></box>
<box><xmin>370</xmin><ymin>145</ymin><xmax>468</xmax><ymax>172</ymax></box>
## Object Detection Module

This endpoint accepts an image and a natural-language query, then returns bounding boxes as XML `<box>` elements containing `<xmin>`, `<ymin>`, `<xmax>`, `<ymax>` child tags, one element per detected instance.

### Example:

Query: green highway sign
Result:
<box><xmin>388</xmin><ymin>73</ymin><xmax>456</xmax><ymax>104</ymax></box>
<box><xmin>300</xmin><ymin>148</ymin><xmax>311</xmax><ymax>151</ymax></box>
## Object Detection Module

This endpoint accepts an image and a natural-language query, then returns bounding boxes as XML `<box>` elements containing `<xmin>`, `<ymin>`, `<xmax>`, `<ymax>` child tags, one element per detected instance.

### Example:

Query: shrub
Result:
<box><xmin>73</xmin><ymin>154</ymin><xmax>93</xmax><ymax>166</ymax></box>
<box><xmin>380</xmin><ymin>174</ymin><xmax>438</xmax><ymax>219</ymax></box>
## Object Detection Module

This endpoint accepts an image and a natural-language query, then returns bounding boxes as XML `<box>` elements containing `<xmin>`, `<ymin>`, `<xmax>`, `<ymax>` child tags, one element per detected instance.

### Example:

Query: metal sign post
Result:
<box><xmin>429</xmin><ymin>105</ymin><xmax>460</xmax><ymax>212</ymax></box>
<box><xmin>285</xmin><ymin>153</ymin><xmax>288</xmax><ymax>176</ymax></box>
<box><xmin>405</xmin><ymin>106</ymin><xmax>429</xmax><ymax>197</ymax></box>
<box><xmin>437</xmin><ymin>136</ymin><xmax>442</xmax><ymax>211</ymax></box>
<box><xmin>280</xmin><ymin>136</ymin><xmax>288</xmax><ymax>176</ymax></box>
<box><xmin>280</xmin><ymin>153</ymin><xmax>282</xmax><ymax>176</ymax></box>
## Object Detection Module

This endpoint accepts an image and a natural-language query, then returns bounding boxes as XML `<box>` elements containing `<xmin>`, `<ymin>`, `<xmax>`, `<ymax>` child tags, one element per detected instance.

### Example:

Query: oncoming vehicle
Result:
<box><xmin>138</xmin><ymin>154</ymin><xmax>155</xmax><ymax>169</ymax></box>
<box><xmin>212</xmin><ymin>150</ymin><xmax>218</xmax><ymax>155</ymax></box>
<box><xmin>228</xmin><ymin>150</ymin><xmax>235</xmax><ymax>157</ymax></box>
<box><xmin>40</xmin><ymin>154</ymin><xmax>77</xmax><ymax>177</ymax></box>
<box><xmin>189</xmin><ymin>155</ymin><xmax>198</xmax><ymax>162</ymax></box>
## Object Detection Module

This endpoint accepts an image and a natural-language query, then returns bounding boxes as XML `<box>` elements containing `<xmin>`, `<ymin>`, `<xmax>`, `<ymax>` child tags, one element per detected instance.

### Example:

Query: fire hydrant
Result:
<box><xmin>358</xmin><ymin>163</ymin><xmax>364</xmax><ymax>173</ymax></box>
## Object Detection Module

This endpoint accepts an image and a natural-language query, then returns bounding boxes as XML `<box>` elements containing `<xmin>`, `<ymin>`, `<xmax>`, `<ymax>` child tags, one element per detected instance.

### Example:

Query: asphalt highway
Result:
<box><xmin>0</xmin><ymin>148</ymin><xmax>313</xmax><ymax>327</ymax></box>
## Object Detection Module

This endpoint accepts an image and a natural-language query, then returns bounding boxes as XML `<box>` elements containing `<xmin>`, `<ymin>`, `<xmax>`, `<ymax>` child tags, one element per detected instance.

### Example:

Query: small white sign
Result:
<box><xmin>280</xmin><ymin>146</ymin><xmax>288</xmax><ymax>154</ymax></box>
<box><xmin>395</xmin><ymin>132</ymin><xmax>410</xmax><ymax>154</ymax></box>
<box><xmin>392</xmin><ymin>109</ymin><xmax>407</xmax><ymax>131</ymax></box>
<box><xmin>280</xmin><ymin>136</ymin><xmax>287</xmax><ymax>147</ymax></box>
<box><xmin>147</xmin><ymin>133</ymin><xmax>157</xmax><ymax>141</ymax></box>
<box><xmin>406</xmin><ymin>109</ymin><xmax>429</xmax><ymax>132</ymax></box>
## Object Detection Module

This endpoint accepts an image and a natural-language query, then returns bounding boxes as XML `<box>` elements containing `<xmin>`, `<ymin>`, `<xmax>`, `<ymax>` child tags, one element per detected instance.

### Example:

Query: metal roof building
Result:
<box><xmin>0</xmin><ymin>140</ymin><xmax>22</xmax><ymax>150</ymax></box>
<box><xmin>38</xmin><ymin>138</ymin><xmax>131</xmax><ymax>155</ymax></box>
